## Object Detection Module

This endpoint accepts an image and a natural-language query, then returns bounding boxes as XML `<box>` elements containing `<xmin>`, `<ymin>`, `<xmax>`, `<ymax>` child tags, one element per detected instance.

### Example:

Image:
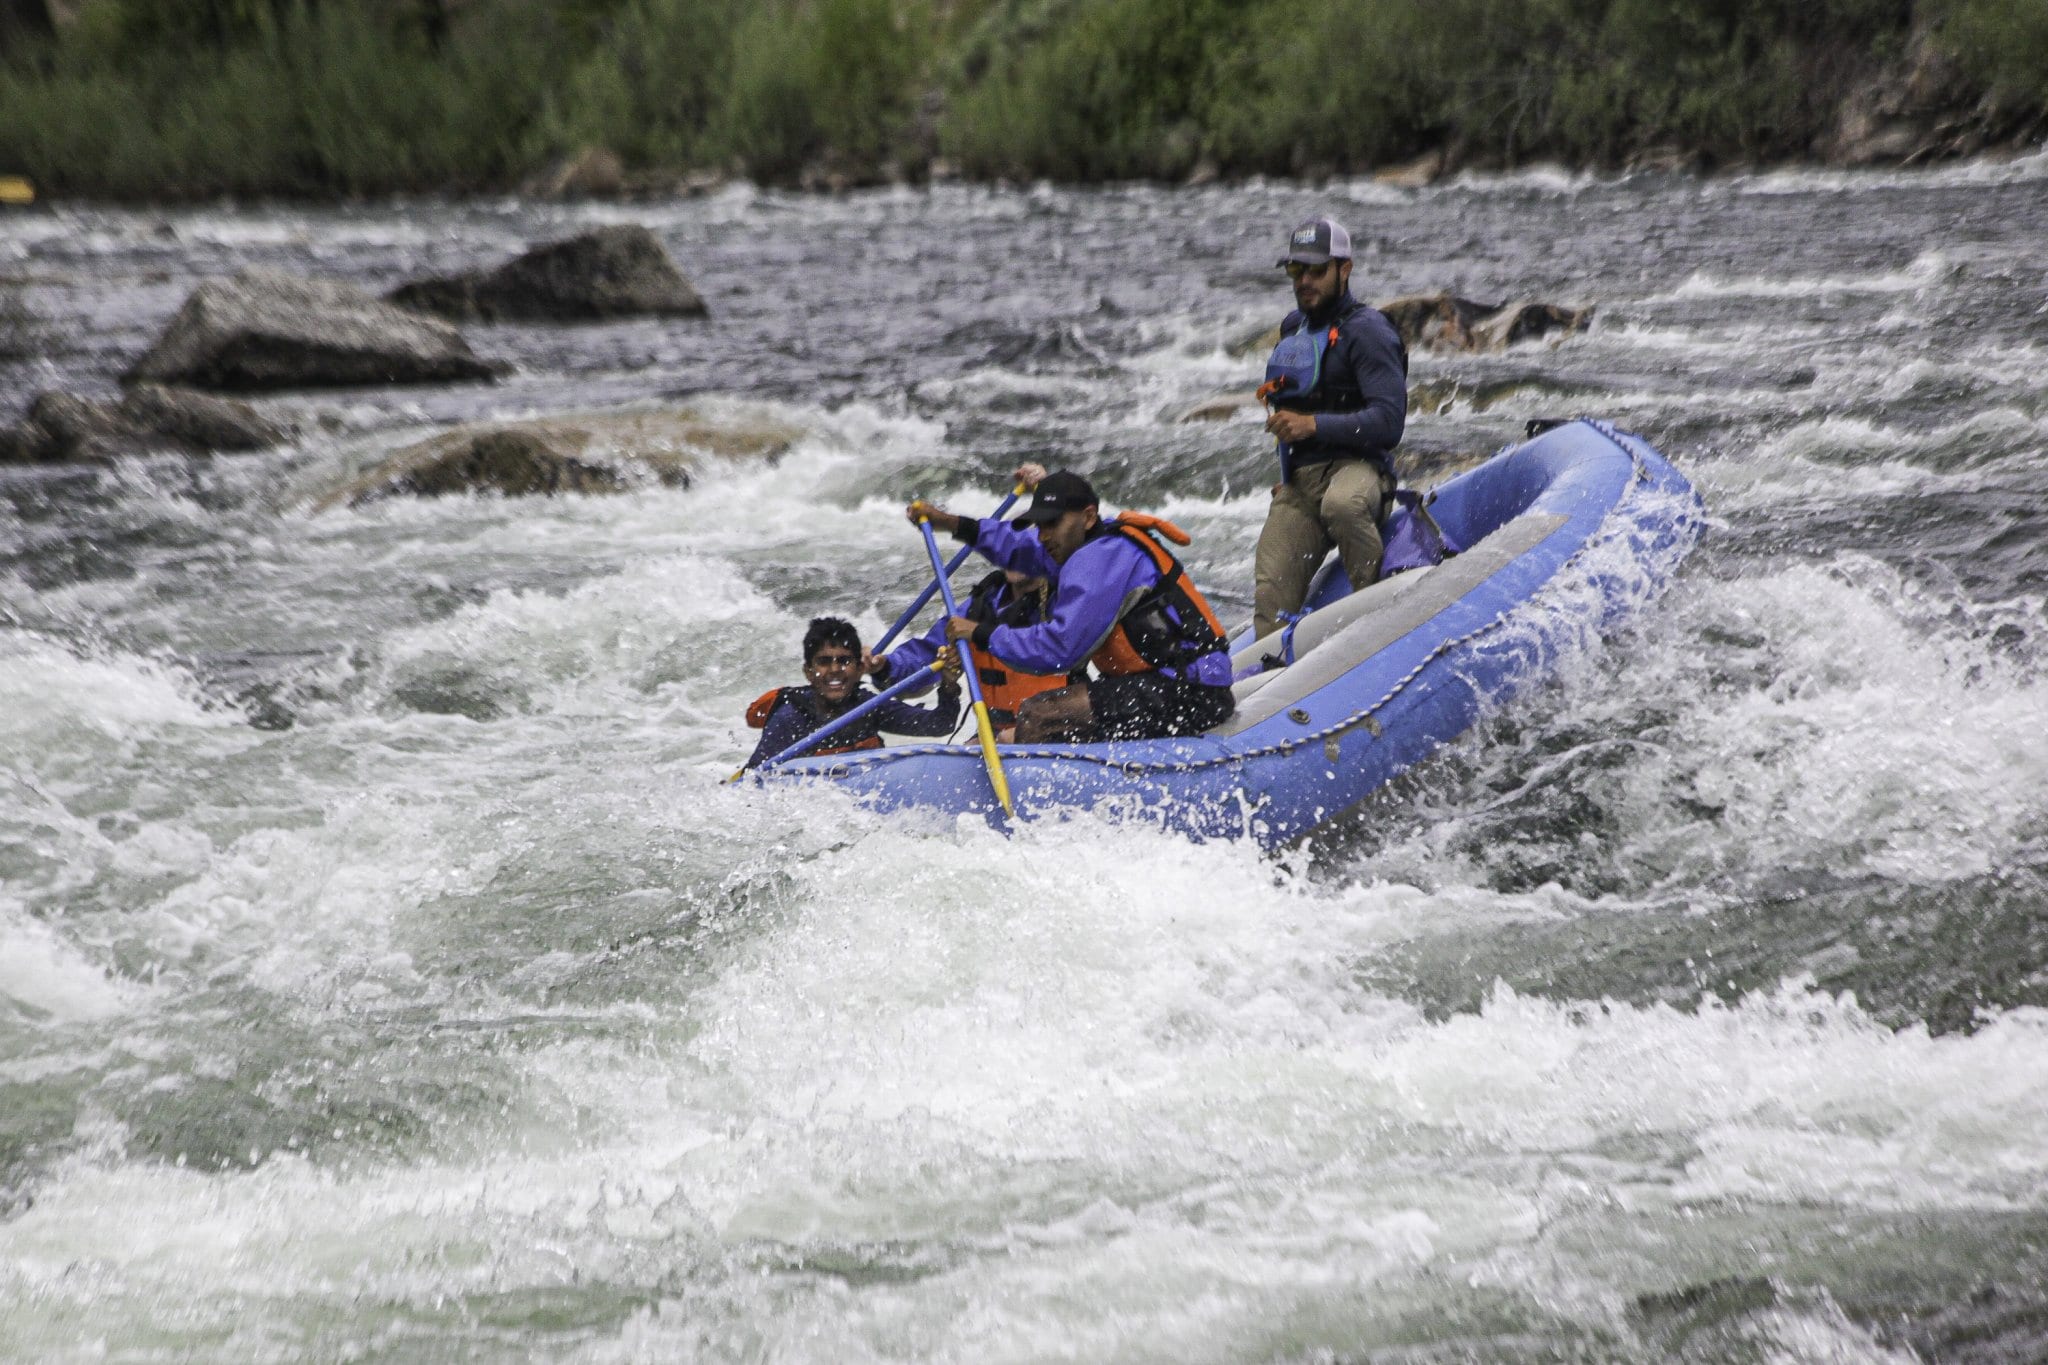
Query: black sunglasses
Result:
<box><xmin>1283</xmin><ymin>260</ymin><xmax>1336</xmax><ymax>281</ymax></box>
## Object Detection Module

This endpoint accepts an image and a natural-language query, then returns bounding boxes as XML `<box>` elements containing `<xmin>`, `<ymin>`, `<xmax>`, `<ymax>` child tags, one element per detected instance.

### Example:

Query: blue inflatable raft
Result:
<box><xmin>763</xmin><ymin>419</ymin><xmax>1705</xmax><ymax>847</ymax></box>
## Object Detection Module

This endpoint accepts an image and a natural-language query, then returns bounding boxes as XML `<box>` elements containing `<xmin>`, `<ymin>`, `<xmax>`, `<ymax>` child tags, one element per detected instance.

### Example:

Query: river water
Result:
<box><xmin>3</xmin><ymin>158</ymin><xmax>2047</xmax><ymax>1361</ymax></box>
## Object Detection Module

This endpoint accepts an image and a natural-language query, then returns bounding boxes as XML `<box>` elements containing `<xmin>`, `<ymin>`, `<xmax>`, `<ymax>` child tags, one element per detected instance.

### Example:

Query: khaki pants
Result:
<box><xmin>1253</xmin><ymin>459</ymin><xmax>1390</xmax><ymax>639</ymax></box>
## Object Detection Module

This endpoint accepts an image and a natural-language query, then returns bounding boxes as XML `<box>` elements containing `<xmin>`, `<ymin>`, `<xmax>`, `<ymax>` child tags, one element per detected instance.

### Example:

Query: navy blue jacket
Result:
<box><xmin>743</xmin><ymin>683</ymin><xmax>960</xmax><ymax>770</ymax></box>
<box><xmin>1270</xmin><ymin>289</ymin><xmax>1408</xmax><ymax>477</ymax></box>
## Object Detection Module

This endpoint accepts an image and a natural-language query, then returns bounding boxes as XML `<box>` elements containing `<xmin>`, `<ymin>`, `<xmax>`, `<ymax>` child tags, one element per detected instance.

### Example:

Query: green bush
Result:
<box><xmin>1935</xmin><ymin>0</ymin><xmax>2048</xmax><ymax>112</ymax></box>
<box><xmin>942</xmin><ymin>0</ymin><xmax>1243</xmax><ymax>180</ymax></box>
<box><xmin>1199</xmin><ymin>0</ymin><xmax>1447</xmax><ymax>176</ymax></box>
<box><xmin>531</xmin><ymin>0</ymin><xmax>742</xmax><ymax>169</ymax></box>
<box><xmin>719</xmin><ymin>0</ymin><xmax>930</xmax><ymax>179</ymax></box>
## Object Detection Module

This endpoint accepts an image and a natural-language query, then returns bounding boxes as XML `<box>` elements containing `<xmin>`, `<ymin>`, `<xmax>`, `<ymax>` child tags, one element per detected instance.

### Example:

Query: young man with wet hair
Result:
<box><xmin>1254</xmin><ymin>214</ymin><xmax>1409</xmax><ymax>639</ymax></box>
<box><xmin>741</xmin><ymin>616</ymin><xmax>960</xmax><ymax>770</ymax></box>
<box><xmin>920</xmin><ymin>471</ymin><xmax>1235</xmax><ymax>744</ymax></box>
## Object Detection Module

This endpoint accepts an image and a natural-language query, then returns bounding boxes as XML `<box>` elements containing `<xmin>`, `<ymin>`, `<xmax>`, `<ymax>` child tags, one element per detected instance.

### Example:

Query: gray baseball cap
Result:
<box><xmin>1278</xmin><ymin>216</ymin><xmax>1352</xmax><ymax>266</ymax></box>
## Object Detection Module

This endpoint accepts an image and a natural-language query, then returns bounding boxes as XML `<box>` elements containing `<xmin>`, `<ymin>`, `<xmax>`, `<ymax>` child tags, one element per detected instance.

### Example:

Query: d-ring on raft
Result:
<box><xmin>751</xmin><ymin>419</ymin><xmax>1706</xmax><ymax>849</ymax></box>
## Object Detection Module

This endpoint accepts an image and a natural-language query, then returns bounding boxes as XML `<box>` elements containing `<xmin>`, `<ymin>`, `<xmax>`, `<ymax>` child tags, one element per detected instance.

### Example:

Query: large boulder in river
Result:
<box><xmin>325</xmin><ymin>406</ymin><xmax>803</xmax><ymax>509</ymax></box>
<box><xmin>1226</xmin><ymin>292</ymin><xmax>1590</xmax><ymax>360</ymax></box>
<box><xmin>386</xmin><ymin>226</ymin><xmax>707</xmax><ymax>324</ymax></box>
<box><xmin>1376</xmin><ymin>293</ymin><xmax>1592</xmax><ymax>352</ymax></box>
<box><xmin>0</xmin><ymin>384</ymin><xmax>286</xmax><ymax>464</ymax></box>
<box><xmin>125</xmin><ymin>270</ymin><xmax>500</xmax><ymax>392</ymax></box>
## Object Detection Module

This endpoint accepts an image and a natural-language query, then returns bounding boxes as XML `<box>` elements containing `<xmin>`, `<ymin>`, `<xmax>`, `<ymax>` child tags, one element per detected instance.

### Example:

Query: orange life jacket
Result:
<box><xmin>744</xmin><ymin>687</ymin><xmax>883</xmax><ymax>755</ymax></box>
<box><xmin>961</xmin><ymin>569</ymin><xmax>1066</xmax><ymax>720</ymax></box>
<box><xmin>1085</xmin><ymin>513</ymin><xmax>1229</xmax><ymax>678</ymax></box>
<box><xmin>974</xmin><ymin>646</ymin><xmax>1066</xmax><ymax>720</ymax></box>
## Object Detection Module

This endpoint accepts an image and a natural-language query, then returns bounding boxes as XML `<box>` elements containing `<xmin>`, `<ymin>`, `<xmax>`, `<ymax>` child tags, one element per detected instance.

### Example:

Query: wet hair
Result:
<box><xmin>802</xmin><ymin>616</ymin><xmax>862</xmax><ymax>664</ymax></box>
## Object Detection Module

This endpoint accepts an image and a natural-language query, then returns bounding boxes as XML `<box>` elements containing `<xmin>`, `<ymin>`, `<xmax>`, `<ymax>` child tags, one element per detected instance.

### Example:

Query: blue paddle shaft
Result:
<box><xmin>758</xmin><ymin>662</ymin><xmax>941</xmax><ymax>769</ymax></box>
<box><xmin>917</xmin><ymin>519</ymin><xmax>989</xmax><ymax>711</ymax></box>
<box><xmin>872</xmin><ymin>487</ymin><xmax>1023</xmax><ymax>654</ymax></box>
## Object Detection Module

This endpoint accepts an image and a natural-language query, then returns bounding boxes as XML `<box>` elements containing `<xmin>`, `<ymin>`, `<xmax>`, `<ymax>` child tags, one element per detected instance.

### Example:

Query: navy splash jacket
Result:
<box><xmin>743</xmin><ymin>683</ymin><xmax>960</xmax><ymax>770</ymax></box>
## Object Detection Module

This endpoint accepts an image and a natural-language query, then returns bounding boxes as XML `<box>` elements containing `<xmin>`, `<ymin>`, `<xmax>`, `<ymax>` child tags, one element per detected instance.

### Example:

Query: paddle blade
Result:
<box><xmin>971</xmin><ymin>700</ymin><xmax>1015</xmax><ymax>817</ymax></box>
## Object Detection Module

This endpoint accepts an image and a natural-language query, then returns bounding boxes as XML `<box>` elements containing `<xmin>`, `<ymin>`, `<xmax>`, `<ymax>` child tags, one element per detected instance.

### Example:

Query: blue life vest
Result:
<box><xmin>1262</xmin><ymin>323</ymin><xmax>1341</xmax><ymax>479</ymax></box>
<box><xmin>1263</xmin><ymin>323</ymin><xmax>1338</xmax><ymax>405</ymax></box>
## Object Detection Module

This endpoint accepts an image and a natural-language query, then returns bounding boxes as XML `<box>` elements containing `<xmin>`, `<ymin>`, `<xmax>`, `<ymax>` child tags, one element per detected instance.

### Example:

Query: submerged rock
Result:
<box><xmin>0</xmin><ymin>384</ymin><xmax>286</xmax><ymax>464</ymax></box>
<box><xmin>1173</xmin><ymin>393</ymin><xmax>1260</xmax><ymax>423</ymax></box>
<box><xmin>386</xmin><ymin>225</ymin><xmax>707</xmax><ymax>324</ymax></box>
<box><xmin>326</xmin><ymin>406</ymin><xmax>803</xmax><ymax>509</ymax></box>
<box><xmin>373</xmin><ymin>426</ymin><xmax>627</xmax><ymax>499</ymax></box>
<box><xmin>126</xmin><ymin>271</ymin><xmax>499</xmax><ymax>392</ymax></box>
<box><xmin>1226</xmin><ymin>321</ymin><xmax>1283</xmax><ymax>359</ymax></box>
<box><xmin>0</xmin><ymin>420</ymin><xmax>41</xmax><ymax>464</ymax></box>
<box><xmin>115</xmin><ymin>383</ymin><xmax>287</xmax><ymax>451</ymax></box>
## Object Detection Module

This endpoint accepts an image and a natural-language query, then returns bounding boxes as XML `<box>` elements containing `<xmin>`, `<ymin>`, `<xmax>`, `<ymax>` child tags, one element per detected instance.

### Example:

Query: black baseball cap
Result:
<box><xmin>1012</xmin><ymin>470</ymin><xmax>1098</xmax><ymax>527</ymax></box>
<box><xmin>1277</xmin><ymin>216</ymin><xmax>1353</xmax><ymax>266</ymax></box>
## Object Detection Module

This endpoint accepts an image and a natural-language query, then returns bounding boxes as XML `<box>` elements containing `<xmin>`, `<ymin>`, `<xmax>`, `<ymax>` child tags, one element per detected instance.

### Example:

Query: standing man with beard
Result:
<box><xmin>1253</xmin><ymin>216</ymin><xmax>1409</xmax><ymax>641</ymax></box>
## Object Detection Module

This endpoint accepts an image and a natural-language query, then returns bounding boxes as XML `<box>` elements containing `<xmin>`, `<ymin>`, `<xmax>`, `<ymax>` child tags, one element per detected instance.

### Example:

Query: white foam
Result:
<box><xmin>0</xmin><ymin>898</ymin><xmax>143</xmax><ymax>1025</ymax></box>
<box><xmin>1438</xmin><ymin>162</ymin><xmax>1600</xmax><ymax>196</ymax></box>
<box><xmin>1699</xmin><ymin>408</ymin><xmax>2048</xmax><ymax>513</ymax></box>
<box><xmin>1656</xmin><ymin>249</ymin><xmax>1958</xmax><ymax>301</ymax></box>
<box><xmin>1397</xmin><ymin>548</ymin><xmax>2048</xmax><ymax>898</ymax></box>
<box><xmin>0</xmin><ymin>634</ymin><xmax>229</xmax><ymax>743</ymax></box>
<box><xmin>1728</xmin><ymin>144</ymin><xmax>2048</xmax><ymax>195</ymax></box>
<box><xmin>8</xmin><ymin>816</ymin><xmax>2045</xmax><ymax>1357</ymax></box>
<box><xmin>370</xmin><ymin>550</ymin><xmax>775</xmax><ymax>716</ymax></box>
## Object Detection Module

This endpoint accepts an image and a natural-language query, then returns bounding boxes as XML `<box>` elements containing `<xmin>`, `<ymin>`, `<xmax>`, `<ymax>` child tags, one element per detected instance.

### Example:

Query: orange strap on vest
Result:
<box><xmin>1111</xmin><ymin>510</ymin><xmax>1192</xmax><ymax>546</ymax></box>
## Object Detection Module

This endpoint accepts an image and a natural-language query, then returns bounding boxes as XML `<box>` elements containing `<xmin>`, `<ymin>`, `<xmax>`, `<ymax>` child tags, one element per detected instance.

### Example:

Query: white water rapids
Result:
<box><xmin>4</xmin><ymin>159</ymin><xmax>2048</xmax><ymax>1360</ymax></box>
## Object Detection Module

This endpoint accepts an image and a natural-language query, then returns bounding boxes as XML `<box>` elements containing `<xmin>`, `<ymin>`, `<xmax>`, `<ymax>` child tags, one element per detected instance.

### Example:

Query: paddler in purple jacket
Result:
<box><xmin>862</xmin><ymin>465</ymin><xmax>1066</xmax><ymax>730</ymax></box>
<box><xmin>914</xmin><ymin>470</ymin><xmax>1236</xmax><ymax>744</ymax></box>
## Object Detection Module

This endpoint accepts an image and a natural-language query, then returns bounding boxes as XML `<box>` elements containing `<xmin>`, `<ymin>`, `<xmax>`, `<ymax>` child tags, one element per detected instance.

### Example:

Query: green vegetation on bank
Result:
<box><xmin>0</xmin><ymin>0</ymin><xmax>2043</xmax><ymax>199</ymax></box>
